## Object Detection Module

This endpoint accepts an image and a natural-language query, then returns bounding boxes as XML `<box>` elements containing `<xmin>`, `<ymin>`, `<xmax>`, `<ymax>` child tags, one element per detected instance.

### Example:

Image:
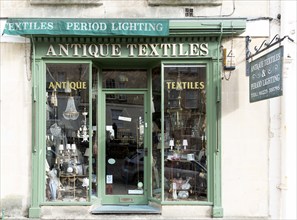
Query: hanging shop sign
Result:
<box><xmin>2</xmin><ymin>18</ymin><xmax>169</xmax><ymax>36</ymax></box>
<box><xmin>249</xmin><ymin>46</ymin><xmax>283</xmax><ymax>103</ymax></box>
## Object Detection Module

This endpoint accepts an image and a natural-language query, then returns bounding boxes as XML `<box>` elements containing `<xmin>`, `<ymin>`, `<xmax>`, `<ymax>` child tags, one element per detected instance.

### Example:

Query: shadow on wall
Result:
<box><xmin>221</xmin><ymin>38</ymin><xmax>266</xmax><ymax>116</ymax></box>
<box><xmin>221</xmin><ymin>38</ymin><xmax>243</xmax><ymax>117</ymax></box>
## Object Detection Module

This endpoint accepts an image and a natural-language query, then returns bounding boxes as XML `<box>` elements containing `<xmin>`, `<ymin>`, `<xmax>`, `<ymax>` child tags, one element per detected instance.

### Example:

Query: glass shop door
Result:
<box><xmin>102</xmin><ymin>91</ymin><xmax>148</xmax><ymax>205</ymax></box>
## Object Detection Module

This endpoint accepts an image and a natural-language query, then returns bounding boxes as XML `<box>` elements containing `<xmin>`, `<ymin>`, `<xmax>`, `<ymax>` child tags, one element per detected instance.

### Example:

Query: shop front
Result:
<box><xmin>3</xmin><ymin>18</ymin><xmax>246</xmax><ymax>218</ymax></box>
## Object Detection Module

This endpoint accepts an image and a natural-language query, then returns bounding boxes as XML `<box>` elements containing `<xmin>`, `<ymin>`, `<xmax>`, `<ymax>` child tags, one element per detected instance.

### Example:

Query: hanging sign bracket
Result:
<box><xmin>245</xmin><ymin>34</ymin><xmax>294</xmax><ymax>76</ymax></box>
<box><xmin>246</xmin><ymin>34</ymin><xmax>294</xmax><ymax>61</ymax></box>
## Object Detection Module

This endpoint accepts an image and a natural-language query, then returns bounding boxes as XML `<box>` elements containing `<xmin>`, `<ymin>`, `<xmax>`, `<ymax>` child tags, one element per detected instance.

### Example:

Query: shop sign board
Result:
<box><xmin>2</xmin><ymin>18</ymin><xmax>169</xmax><ymax>36</ymax></box>
<box><xmin>44</xmin><ymin>42</ymin><xmax>209</xmax><ymax>58</ymax></box>
<box><xmin>249</xmin><ymin>46</ymin><xmax>283</xmax><ymax>103</ymax></box>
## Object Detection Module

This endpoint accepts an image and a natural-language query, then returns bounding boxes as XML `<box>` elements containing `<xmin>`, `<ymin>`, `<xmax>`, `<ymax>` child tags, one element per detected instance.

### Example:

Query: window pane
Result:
<box><xmin>45</xmin><ymin>63</ymin><xmax>91</xmax><ymax>202</ymax></box>
<box><xmin>102</xmin><ymin>69</ymin><xmax>147</xmax><ymax>89</ymax></box>
<box><xmin>163</xmin><ymin>65</ymin><xmax>207</xmax><ymax>201</ymax></box>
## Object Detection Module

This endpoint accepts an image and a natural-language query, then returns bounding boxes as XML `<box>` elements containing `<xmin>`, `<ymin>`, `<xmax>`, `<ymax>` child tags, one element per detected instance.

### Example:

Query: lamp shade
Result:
<box><xmin>182</xmin><ymin>139</ymin><xmax>188</xmax><ymax>146</ymax></box>
<box><xmin>169</xmin><ymin>139</ymin><xmax>174</xmax><ymax>147</ymax></box>
<box><xmin>71</xmin><ymin>143</ymin><xmax>77</xmax><ymax>150</ymax></box>
<box><xmin>59</xmin><ymin>144</ymin><xmax>64</xmax><ymax>151</ymax></box>
<box><xmin>84</xmin><ymin>148</ymin><xmax>90</xmax><ymax>156</ymax></box>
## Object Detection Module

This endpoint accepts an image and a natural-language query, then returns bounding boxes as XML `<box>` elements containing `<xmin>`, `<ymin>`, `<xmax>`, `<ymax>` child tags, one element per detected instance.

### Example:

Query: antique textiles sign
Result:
<box><xmin>45</xmin><ymin>43</ymin><xmax>209</xmax><ymax>58</ymax></box>
<box><xmin>249</xmin><ymin>46</ymin><xmax>283</xmax><ymax>103</ymax></box>
<box><xmin>3</xmin><ymin>18</ymin><xmax>169</xmax><ymax>36</ymax></box>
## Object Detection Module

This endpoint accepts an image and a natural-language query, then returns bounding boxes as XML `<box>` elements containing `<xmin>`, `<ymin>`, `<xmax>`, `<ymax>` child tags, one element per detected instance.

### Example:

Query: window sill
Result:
<box><xmin>30</xmin><ymin>0</ymin><xmax>102</xmax><ymax>5</ymax></box>
<box><xmin>148</xmin><ymin>0</ymin><xmax>222</xmax><ymax>6</ymax></box>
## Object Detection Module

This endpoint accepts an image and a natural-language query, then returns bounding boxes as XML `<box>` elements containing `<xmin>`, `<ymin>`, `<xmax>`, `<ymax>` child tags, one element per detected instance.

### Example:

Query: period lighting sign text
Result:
<box><xmin>249</xmin><ymin>46</ymin><xmax>283</xmax><ymax>103</ymax></box>
<box><xmin>3</xmin><ymin>18</ymin><xmax>169</xmax><ymax>36</ymax></box>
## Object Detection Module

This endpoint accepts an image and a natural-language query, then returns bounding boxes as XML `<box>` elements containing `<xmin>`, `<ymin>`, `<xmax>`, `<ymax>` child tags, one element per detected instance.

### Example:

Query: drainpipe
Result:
<box><xmin>279</xmin><ymin>1</ymin><xmax>297</xmax><ymax>219</ymax></box>
<box><xmin>216</xmin><ymin>22</ymin><xmax>223</xmax><ymax>154</ymax></box>
<box><xmin>212</xmin><ymin>22</ymin><xmax>223</xmax><ymax>218</ymax></box>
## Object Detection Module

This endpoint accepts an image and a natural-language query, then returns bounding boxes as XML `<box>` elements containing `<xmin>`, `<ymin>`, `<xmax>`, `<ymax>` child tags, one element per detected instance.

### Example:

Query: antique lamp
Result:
<box><xmin>183</xmin><ymin>139</ymin><xmax>188</xmax><ymax>150</ymax></box>
<box><xmin>169</xmin><ymin>139</ymin><xmax>174</xmax><ymax>150</ymax></box>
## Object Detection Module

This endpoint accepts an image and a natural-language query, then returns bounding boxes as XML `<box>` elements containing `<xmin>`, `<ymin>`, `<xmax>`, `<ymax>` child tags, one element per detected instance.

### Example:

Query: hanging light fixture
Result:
<box><xmin>50</xmin><ymin>104</ymin><xmax>61</xmax><ymax>137</ymax></box>
<box><xmin>63</xmin><ymin>96</ymin><xmax>79</xmax><ymax>120</ymax></box>
<box><xmin>77</xmin><ymin>111</ymin><xmax>89</xmax><ymax>142</ymax></box>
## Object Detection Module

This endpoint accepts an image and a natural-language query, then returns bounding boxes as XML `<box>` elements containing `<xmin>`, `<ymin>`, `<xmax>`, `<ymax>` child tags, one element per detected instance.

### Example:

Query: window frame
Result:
<box><xmin>158</xmin><ymin>60</ymin><xmax>216</xmax><ymax>206</ymax></box>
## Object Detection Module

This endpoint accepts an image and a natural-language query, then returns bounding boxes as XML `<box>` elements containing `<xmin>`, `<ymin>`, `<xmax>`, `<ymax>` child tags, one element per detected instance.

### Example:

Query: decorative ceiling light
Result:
<box><xmin>63</xmin><ymin>96</ymin><xmax>79</xmax><ymax>120</ymax></box>
<box><xmin>77</xmin><ymin>111</ymin><xmax>89</xmax><ymax>142</ymax></box>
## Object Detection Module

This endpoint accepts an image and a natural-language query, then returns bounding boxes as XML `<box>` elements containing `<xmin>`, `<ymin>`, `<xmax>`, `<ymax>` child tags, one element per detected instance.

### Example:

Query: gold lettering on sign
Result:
<box><xmin>48</xmin><ymin>81</ymin><xmax>87</xmax><ymax>90</ymax></box>
<box><xmin>166</xmin><ymin>81</ymin><xmax>205</xmax><ymax>90</ymax></box>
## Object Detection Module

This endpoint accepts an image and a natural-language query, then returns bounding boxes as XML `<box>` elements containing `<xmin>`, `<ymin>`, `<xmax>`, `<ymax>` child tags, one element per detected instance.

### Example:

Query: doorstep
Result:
<box><xmin>91</xmin><ymin>205</ymin><xmax>161</xmax><ymax>214</ymax></box>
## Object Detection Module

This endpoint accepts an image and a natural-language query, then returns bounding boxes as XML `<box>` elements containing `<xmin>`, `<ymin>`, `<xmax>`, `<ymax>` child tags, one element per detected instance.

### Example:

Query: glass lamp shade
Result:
<box><xmin>63</xmin><ymin>96</ymin><xmax>79</xmax><ymax>120</ymax></box>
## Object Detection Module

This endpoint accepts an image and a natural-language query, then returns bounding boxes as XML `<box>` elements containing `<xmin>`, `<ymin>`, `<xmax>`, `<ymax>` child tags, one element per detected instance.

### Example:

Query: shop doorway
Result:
<box><xmin>98</xmin><ymin>69</ymin><xmax>149</xmax><ymax>205</ymax></box>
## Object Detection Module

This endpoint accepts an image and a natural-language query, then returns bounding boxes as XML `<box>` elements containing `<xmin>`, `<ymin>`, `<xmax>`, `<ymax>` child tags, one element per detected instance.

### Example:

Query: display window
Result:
<box><xmin>44</xmin><ymin>62</ymin><xmax>209</xmax><ymax>204</ymax></box>
<box><xmin>152</xmin><ymin>65</ymin><xmax>207</xmax><ymax>202</ymax></box>
<box><xmin>45</xmin><ymin>63</ymin><xmax>94</xmax><ymax>202</ymax></box>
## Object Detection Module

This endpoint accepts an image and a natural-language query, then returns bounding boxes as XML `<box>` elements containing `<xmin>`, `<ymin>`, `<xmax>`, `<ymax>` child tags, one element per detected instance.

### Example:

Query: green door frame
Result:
<box><xmin>98</xmin><ymin>89</ymin><xmax>149</xmax><ymax>205</ymax></box>
<box><xmin>157</xmin><ymin>60</ymin><xmax>222</xmax><ymax>218</ymax></box>
<box><xmin>29</xmin><ymin>59</ymin><xmax>94</xmax><ymax>218</ymax></box>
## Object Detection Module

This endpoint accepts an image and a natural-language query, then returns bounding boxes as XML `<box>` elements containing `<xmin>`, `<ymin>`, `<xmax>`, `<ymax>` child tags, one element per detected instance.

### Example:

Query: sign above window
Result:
<box><xmin>2</xmin><ymin>18</ymin><xmax>169</xmax><ymax>36</ymax></box>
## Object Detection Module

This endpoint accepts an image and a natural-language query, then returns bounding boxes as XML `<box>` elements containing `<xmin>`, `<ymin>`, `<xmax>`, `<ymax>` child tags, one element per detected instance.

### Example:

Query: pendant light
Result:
<box><xmin>63</xmin><ymin>96</ymin><xmax>79</xmax><ymax>120</ymax></box>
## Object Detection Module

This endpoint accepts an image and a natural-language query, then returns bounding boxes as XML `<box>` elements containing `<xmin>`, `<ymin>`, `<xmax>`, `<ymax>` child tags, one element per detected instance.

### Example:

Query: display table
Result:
<box><xmin>59</xmin><ymin>174</ymin><xmax>88</xmax><ymax>198</ymax></box>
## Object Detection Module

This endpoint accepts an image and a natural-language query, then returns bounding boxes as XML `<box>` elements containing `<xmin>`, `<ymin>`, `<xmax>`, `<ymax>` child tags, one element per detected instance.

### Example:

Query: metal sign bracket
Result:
<box><xmin>245</xmin><ymin>34</ymin><xmax>294</xmax><ymax>75</ymax></box>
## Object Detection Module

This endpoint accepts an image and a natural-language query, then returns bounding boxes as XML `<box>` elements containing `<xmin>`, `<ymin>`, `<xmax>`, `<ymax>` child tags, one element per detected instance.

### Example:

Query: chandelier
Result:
<box><xmin>77</xmin><ymin>111</ymin><xmax>89</xmax><ymax>142</ymax></box>
<box><xmin>63</xmin><ymin>96</ymin><xmax>79</xmax><ymax>120</ymax></box>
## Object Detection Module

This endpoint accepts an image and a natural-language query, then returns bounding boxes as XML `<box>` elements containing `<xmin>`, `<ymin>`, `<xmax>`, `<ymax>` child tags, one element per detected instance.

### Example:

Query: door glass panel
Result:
<box><xmin>103</xmin><ymin>69</ymin><xmax>147</xmax><ymax>89</ymax></box>
<box><xmin>45</xmin><ymin>63</ymin><xmax>91</xmax><ymax>202</ymax></box>
<box><xmin>163</xmin><ymin>65</ymin><xmax>207</xmax><ymax>201</ymax></box>
<box><xmin>105</xmin><ymin>94</ymin><xmax>145</xmax><ymax>195</ymax></box>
